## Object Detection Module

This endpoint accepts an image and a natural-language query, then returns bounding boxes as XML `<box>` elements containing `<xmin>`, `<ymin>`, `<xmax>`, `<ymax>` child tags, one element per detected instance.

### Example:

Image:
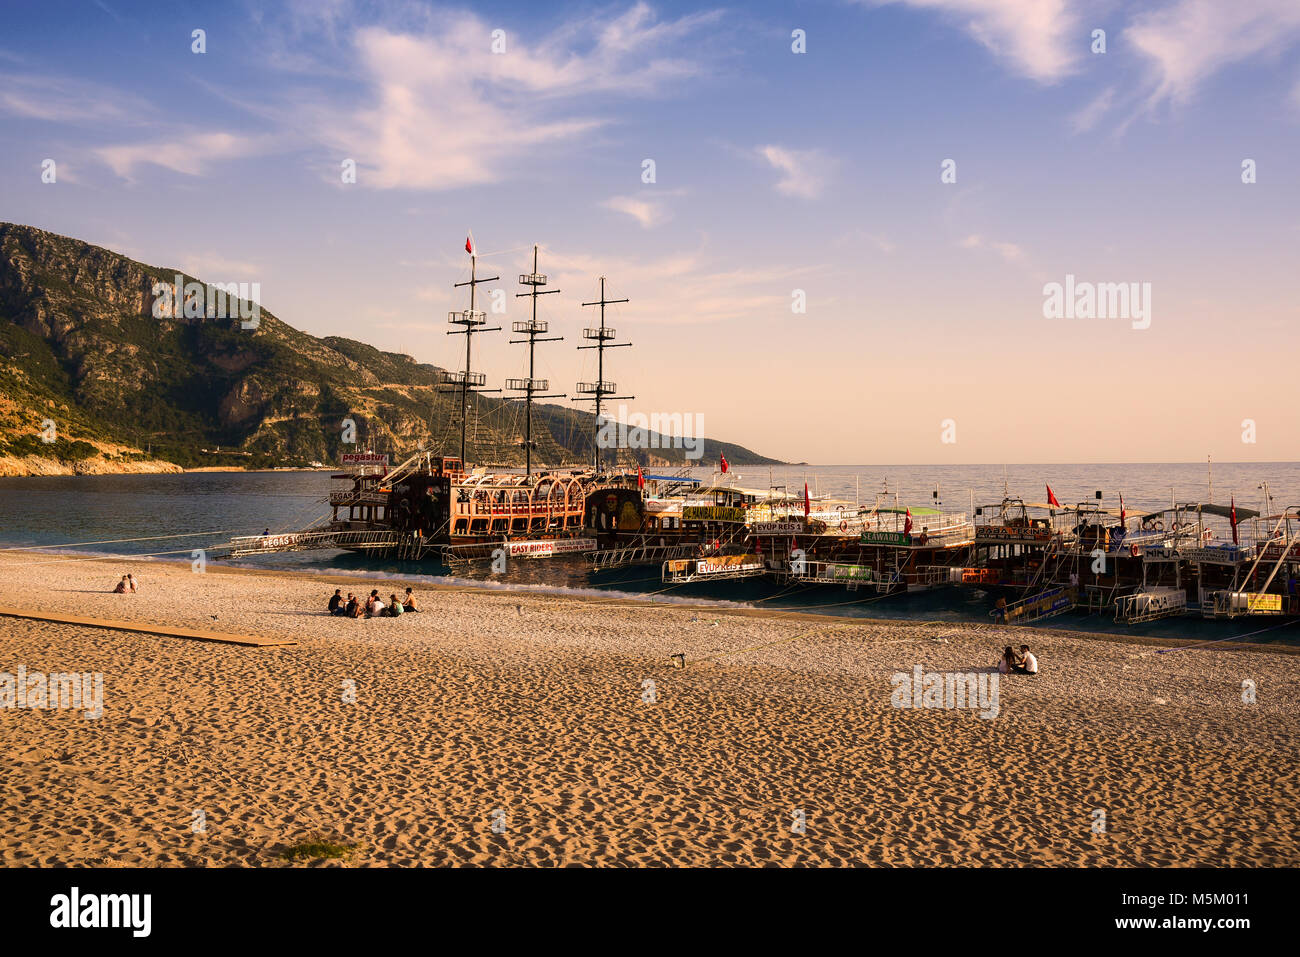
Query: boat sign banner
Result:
<box><xmin>341</xmin><ymin>453</ymin><xmax>389</xmax><ymax>468</ymax></box>
<box><xmin>695</xmin><ymin>555</ymin><xmax>765</xmax><ymax>575</ymax></box>
<box><xmin>682</xmin><ymin>506</ymin><xmax>747</xmax><ymax>523</ymax></box>
<box><xmin>505</xmin><ymin>538</ymin><xmax>597</xmax><ymax>558</ymax></box>
<box><xmin>861</xmin><ymin>531</ymin><xmax>911</xmax><ymax>546</ymax></box>
<box><xmin>975</xmin><ymin>526</ymin><xmax>1051</xmax><ymax>542</ymax></box>
<box><xmin>752</xmin><ymin>521</ymin><xmax>805</xmax><ymax>534</ymax></box>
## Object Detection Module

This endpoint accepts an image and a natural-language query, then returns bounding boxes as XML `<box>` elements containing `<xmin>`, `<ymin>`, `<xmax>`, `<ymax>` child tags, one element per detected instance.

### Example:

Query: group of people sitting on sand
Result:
<box><xmin>111</xmin><ymin>574</ymin><xmax>139</xmax><ymax>594</ymax></box>
<box><xmin>327</xmin><ymin>587</ymin><xmax>420</xmax><ymax>619</ymax></box>
<box><xmin>997</xmin><ymin>644</ymin><xmax>1039</xmax><ymax>675</ymax></box>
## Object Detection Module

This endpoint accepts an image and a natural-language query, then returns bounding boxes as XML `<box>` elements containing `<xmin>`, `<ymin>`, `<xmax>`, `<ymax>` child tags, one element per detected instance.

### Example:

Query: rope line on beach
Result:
<box><xmin>0</xmin><ymin>530</ymin><xmax>240</xmax><ymax>552</ymax></box>
<box><xmin>1154</xmin><ymin>616</ymin><xmax>1300</xmax><ymax>654</ymax></box>
<box><xmin>0</xmin><ymin>546</ymin><xmax>206</xmax><ymax>567</ymax></box>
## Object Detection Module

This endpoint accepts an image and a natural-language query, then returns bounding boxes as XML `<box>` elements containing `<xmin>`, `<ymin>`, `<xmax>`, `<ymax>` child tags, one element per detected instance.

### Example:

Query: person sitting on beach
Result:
<box><xmin>113</xmin><ymin>575</ymin><xmax>129</xmax><ymax>594</ymax></box>
<box><xmin>997</xmin><ymin>646</ymin><xmax>1017</xmax><ymax>675</ymax></box>
<box><xmin>386</xmin><ymin>593</ymin><xmax>404</xmax><ymax>617</ymax></box>
<box><xmin>1015</xmin><ymin>644</ymin><xmax>1039</xmax><ymax>675</ymax></box>
<box><xmin>127</xmin><ymin>573</ymin><xmax>138</xmax><ymax>593</ymax></box>
<box><xmin>328</xmin><ymin>589</ymin><xmax>344</xmax><ymax>615</ymax></box>
<box><xmin>402</xmin><ymin>587</ymin><xmax>419</xmax><ymax>613</ymax></box>
<box><xmin>365</xmin><ymin>590</ymin><xmax>385</xmax><ymax>618</ymax></box>
<box><xmin>345</xmin><ymin>593</ymin><xmax>361</xmax><ymax>618</ymax></box>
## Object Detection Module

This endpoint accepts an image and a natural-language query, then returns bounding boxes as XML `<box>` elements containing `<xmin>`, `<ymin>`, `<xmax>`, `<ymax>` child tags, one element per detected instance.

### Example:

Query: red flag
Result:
<box><xmin>1046</xmin><ymin>484</ymin><xmax>1061</xmax><ymax>509</ymax></box>
<box><xmin>720</xmin><ymin>453</ymin><xmax>729</xmax><ymax>474</ymax></box>
<box><xmin>636</xmin><ymin>465</ymin><xmax>645</xmax><ymax>490</ymax></box>
<box><xmin>1231</xmin><ymin>495</ymin><xmax>1239</xmax><ymax>545</ymax></box>
<box><xmin>803</xmin><ymin>482</ymin><xmax>811</xmax><ymax>519</ymax></box>
<box><xmin>1119</xmin><ymin>494</ymin><xmax>1126</xmax><ymax>527</ymax></box>
<box><xmin>904</xmin><ymin>507</ymin><xmax>913</xmax><ymax>536</ymax></box>
<box><xmin>465</xmin><ymin>233</ymin><xmax>475</xmax><ymax>255</ymax></box>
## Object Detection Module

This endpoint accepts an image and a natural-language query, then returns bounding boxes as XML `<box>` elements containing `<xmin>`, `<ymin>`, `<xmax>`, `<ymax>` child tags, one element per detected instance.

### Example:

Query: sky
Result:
<box><xmin>1</xmin><ymin>0</ymin><xmax>1298</xmax><ymax>465</ymax></box>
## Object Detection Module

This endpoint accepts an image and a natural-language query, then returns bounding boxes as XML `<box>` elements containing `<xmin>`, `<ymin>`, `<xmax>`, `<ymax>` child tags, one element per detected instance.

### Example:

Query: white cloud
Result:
<box><xmin>95</xmin><ymin>132</ymin><xmax>264</xmax><ymax>180</ymax></box>
<box><xmin>1126</xmin><ymin>0</ymin><xmax>1300</xmax><ymax>107</ymax></box>
<box><xmin>756</xmin><ymin>145</ymin><xmax>834</xmax><ymax>199</ymax></box>
<box><xmin>603</xmin><ymin>195</ymin><xmax>667</xmax><ymax>228</ymax></box>
<box><xmin>866</xmin><ymin>0</ymin><xmax>1082</xmax><ymax>83</ymax></box>
<box><xmin>309</xmin><ymin>4</ymin><xmax>721</xmax><ymax>190</ymax></box>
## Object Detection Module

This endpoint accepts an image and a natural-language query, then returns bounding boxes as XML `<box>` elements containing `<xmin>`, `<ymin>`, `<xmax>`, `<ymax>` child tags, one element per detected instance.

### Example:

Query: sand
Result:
<box><xmin>0</xmin><ymin>550</ymin><xmax>1297</xmax><ymax>867</ymax></box>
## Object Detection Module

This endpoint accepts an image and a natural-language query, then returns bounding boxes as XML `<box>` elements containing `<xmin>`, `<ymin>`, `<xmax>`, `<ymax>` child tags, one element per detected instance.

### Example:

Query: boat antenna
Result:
<box><xmin>438</xmin><ymin>241</ymin><xmax>501</xmax><ymax>465</ymax></box>
<box><xmin>509</xmin><ymin>245</ymin><xmax>566</xmax><ymax>477</ymax></box>
<box><xmin>573</xmin><ymin>277</ymin><xmax>633</xmax><ymax>472</ymax></box>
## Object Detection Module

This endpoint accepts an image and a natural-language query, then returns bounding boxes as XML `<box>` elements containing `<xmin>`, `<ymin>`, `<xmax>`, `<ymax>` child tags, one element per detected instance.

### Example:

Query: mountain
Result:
<box><xmin>0</xmin><ymin>223</ymin><xmax>784</xmax><ymax>475</ymax></box>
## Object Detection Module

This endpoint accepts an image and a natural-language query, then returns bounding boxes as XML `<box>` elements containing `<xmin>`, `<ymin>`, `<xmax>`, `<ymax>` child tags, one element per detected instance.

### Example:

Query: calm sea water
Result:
<box><xmin>2</xmin><ymin>463</ymin><xmax>1298</xmax><ymax>642</ymax></box>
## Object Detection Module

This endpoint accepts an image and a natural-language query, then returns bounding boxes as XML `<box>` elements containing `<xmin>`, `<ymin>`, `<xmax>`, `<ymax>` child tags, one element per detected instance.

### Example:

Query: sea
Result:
<box><xmin>2</xmin><ymin>462</ymin><xmax>1298</xmax><ymax>643</ymax></box>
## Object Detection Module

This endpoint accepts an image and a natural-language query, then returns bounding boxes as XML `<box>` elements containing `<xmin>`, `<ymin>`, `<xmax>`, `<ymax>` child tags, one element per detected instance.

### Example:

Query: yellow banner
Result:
<box><xmin>683</xmin><ymin>505</ymin><xmax>746</xmax><ymax>523</ymax></box>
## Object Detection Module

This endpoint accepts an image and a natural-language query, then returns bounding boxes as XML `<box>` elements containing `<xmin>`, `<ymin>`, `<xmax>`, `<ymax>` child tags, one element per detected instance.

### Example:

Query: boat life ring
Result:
<box><xmin>839</xmin><ymin>520</ymin><xmax>849</xmax><ymax>532</ymax></box>
<box><xmin>1130</xmin><ymin>545</ymin><xmax>1139</xmax><ymax>558</ymax></box>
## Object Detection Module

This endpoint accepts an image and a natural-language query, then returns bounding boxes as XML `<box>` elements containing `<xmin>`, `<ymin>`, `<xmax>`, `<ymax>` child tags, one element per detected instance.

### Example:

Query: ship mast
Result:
<box><xmin>573</xmin><ymin>277</ymin><xmax>633</xmax><ymax>472</ymax></box>
<box><xmin>437</xmin><ymin>246</ymin><xmax>501</xmax><ymax>464</ymax></box>
<box><xmin>508</xmin><ymin>245</ymin><xmax>566</xmax><ymax>477</ymax></box>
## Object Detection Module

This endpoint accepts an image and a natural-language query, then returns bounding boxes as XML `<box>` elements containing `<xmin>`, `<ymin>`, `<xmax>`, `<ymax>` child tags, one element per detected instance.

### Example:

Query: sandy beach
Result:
<box><xmin>0</xmin><ymin>551</ymin><xmax>1297</xmax><ymax>867</ymax></box>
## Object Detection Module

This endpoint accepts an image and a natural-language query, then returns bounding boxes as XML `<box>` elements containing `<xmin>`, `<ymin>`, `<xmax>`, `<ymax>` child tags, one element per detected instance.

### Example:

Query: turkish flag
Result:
<box><xmin>1119</xmin><ymin>494</ymin><xmax>1126</xmax><ymax>527</ymax></box>
<box><xmin>1231</xmin><ymin>495</ymin><xmax>1239</xmax><ymax>545</ymax></box>
<box><xmin>1046</xmin><ymin>484</ymin><xmax>1061</xmax><ymax>509</ymax></box>
<box><xmin>720</xmin><ymin>453</ymin><xmax>729</xmax><ymax>473</ymax></box>
<box><xmin>636</xmin><ymin>465</ymin><xmax>645</xmax><ymax>490</ymax></box>
<box><xmin>465</xmin><ymin>233</ymin><xmax>475</xmax><ymax>255</ymax></box>
<box><xmin>803</xmin><ymin>482</ymin><xmax>811</xmax><ymax>518</ymax></box>
<box><xmin>904</xmin><ymin>507</ymin><xmax>913</xmax><ymax>536</ymax></box>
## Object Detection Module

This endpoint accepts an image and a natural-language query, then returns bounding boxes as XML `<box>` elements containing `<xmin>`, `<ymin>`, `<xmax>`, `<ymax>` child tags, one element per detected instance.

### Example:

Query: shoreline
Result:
<box><xmin>1</xmin><ymin>547</ymin><xmax>1297</xmax><ymax>658</ymax></box>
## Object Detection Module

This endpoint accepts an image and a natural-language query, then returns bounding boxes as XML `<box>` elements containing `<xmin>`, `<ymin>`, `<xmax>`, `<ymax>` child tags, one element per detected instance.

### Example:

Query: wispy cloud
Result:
<box><xmin>1070</xmin><ymin>85</ymin><xmax>1115</xmax><ymax>133</ymax></box>
<box><xmin>603</xmin><ymin>195</ymin><xmax>667</xmax><ymax>227</ymax></box>
<box><xmin>960</xmin><ymin>233</ymin><xmax>1023</xmax><ymax>262</ymax></box>
<box><xmin>1126</xmin><ymin>0</ymin><xmax>1300</xmax><ymax>108</ymax></box>
<box><xmin>0</xmin><ymin>73</ymin><xmax>152</xmax><ymax>125</ymax></box>
<box><xmin>756</xmin><ymin>145</ymin><xmax>834</xmax><ymax>199</ymax></box>
<box><xmin>176</xmin><ymin>252</ymin><xmax>264</xmax><ymax>280</ymax></box>
<box><xmin>305</xmin><ymin>4</ymin><xmax>723</xmax><ymax>190</ymax></box>
<box><xmin>863</xmin><ymin>0</ymin><xmax>1082</xmax><ymax>83</ymax></box>
<box><xmin>94</xmin><ymin>132</ymin><xmax>265</xmax><ymax>180</ymax></box>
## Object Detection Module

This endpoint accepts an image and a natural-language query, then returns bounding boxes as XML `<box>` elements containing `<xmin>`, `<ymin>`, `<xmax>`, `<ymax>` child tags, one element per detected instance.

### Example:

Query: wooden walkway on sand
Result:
<box><xmin>0</xmin><ymin>607</ymin><xmax>296</xmax><ymax>647</ymax></box>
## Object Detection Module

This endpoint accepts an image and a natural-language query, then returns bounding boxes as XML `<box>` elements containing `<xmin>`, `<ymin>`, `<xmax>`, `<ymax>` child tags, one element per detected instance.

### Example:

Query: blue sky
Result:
<box><xmin>2</xmin><ymin>0</ymin><xmax>1298</xmax><ymax>463</ymax></box>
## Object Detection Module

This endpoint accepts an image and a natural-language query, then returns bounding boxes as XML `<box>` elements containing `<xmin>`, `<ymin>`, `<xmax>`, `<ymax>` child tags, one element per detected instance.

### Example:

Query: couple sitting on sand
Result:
<box><xmin>997</xmin><ymin>644</ymin><xmax>1038</xmax><ymax>675</ymax></box>
<box><xmin>328</xmin><ymin>587</ymin><xmax>420</xmax><ymax>619</ymax></box>
<box><xmin>111</xmin><ymin>574</ymin><xmax>138</xmax><ymax>594</ymax></box>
